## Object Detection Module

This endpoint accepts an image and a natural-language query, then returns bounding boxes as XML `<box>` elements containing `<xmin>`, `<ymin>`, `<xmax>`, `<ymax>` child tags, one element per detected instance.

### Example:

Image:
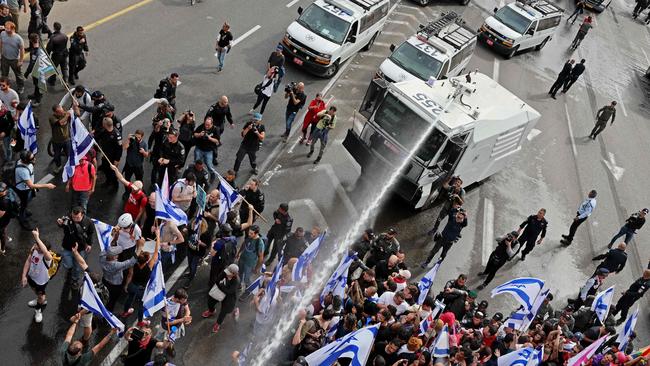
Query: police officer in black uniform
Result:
<box><xmin>365</xmin><ymin>228</ymin><xmax>399</xmax><ymax>268</ymax></box>
<box><xmin>351</xmin><ymin>228</ymin><xmax>374</xmax><ymax>262</ymax></box>
<box><xmin>612</xmin><ymin>268</ymin><xmax>650</xmax><ymax>324</ymax></box>
<box><xmin>157</xmin><ymin>129</ymin><xmax>185</xmax><ymax>185</ymax></box>
<box><xmin>154</xmin><ymin>73</ymin><xmax>178</xmax><ymax>116</ymax></box>
<box><xmin>477</xmin><ymin>232</ymin><xmax>520</xmax><ymax>290</ymax></box>
<box><xmin>592</xmin><ymin>242</ymin><xmax>627</xmax><ymax>275</ymax></box>
<box><xmin>96</xmin><ymin>118</ymin><xmax>122</xmax><ymax>190</ymax></box>
<box><xmin>518</xmin><ymin>208</ymin><xmax>548</xmax><ymax>261</ymax></box>
<box><xmin>238</xmin><ymin>178</ymin><xmax>264</xmax><ymax>225</ymax></box>
<box><xmin>80</xmin><ymin>90</ymin><xmax>109</xmax><ymax>133</ymax></box>
<box><xmin>46</xmin><ymin>22</ymin><xmax>68</xmax><ymax>86</ymax></box>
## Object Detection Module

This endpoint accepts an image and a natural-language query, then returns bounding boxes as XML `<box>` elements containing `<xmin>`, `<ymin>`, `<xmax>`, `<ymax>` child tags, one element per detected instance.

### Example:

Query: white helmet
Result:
<box><xmin>117</xmin><ymin>213</ymin><xmax>134</xmax><ymax>228</ymax></box>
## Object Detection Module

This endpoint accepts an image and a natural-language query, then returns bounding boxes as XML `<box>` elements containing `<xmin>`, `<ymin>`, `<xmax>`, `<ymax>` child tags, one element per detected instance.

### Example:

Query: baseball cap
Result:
<box><xmin>91</xmin><ymin>90</ymin><xmax>104</xmax><ymax>98</ymax></box>
<box><xmin>474</xmin><ymin>311</ymin><xmax>485</xmax><ymax>318</ymax></box>
<box><xmin>276</xmin><ymin>44</ymin><xmax>284</xmax><ymax>51</ymax></box>
<box><xmin>597</xmin><ymin>268</ymin><xmax>610</xmax><ymax>275</ymax></box>
<box><xmin>107</xmin><ymin>246</ymin><xmax>123</xmax><ymax>256</ymax></box>
<box><xmin>225</xmin><ymin>264</ymin><xmax>239</xmax><ymax>276</ymax></box>
<box><xmin>398</xmin><ymin>269</ymin><xmax>411</xmax><ymax>280</ymax></box>
<box><xmin>468</xmin><ymin>290</ymin><xmax>478</xmax><ymax>299</ymax></box>
<box><xmin>643</xmin><ymin>208</ymin><xmax>649</xmax><ymax>214</ymax></box>
<box><xmin>252</xmin><ymin>112</ymin><xmax>263</xmax><ymax>121</ymax></box>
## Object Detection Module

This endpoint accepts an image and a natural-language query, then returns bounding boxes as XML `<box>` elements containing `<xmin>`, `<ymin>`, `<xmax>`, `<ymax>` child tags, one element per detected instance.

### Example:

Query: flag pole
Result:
<box><xmin>157</xmin><ymin>223</ymin><xmax>173</xmax><ymax>351</ymax></box>
<box><xmin>217</xmin><ymin>172</ymin><xmax>268</xmax><ymax>224</ymax></box>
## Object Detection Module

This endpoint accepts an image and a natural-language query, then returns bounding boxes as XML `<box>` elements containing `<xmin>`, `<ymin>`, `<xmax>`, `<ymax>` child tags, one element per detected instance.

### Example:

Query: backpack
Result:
<box><xmin>3</xmin><ymin>161</ymin><xmax>32</xmax><ymax>190</ymax></box>
<box><xmin>3</xmin><ymin>189</ymin><xmax>20</xmax><ymax>218</ymax></box>
<box><xmin>220</xmin><ymin>237</ymin><xmax>238</xmax><ymax>265</ymax></box>
<box><xmin>43</xmin><ymin>251</ymin><xmax>62</xmax><ymax>279</ymax></box>
<box><xmin>154</xmin><ymin>78</ymin><xmax>168</xmax><ymax>99</ymax></box>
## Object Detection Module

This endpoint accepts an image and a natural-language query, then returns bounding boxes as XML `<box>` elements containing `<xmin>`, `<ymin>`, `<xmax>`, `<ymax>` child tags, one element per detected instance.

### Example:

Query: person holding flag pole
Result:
<box><xmin>217</xmin><ymin>172</ymin><xmax>268</xmax><ymax>224</ymax></box>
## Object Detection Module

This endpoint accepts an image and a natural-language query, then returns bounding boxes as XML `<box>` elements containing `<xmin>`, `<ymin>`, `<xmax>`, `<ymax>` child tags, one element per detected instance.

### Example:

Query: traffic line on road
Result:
<box><xmin>83</xmin><ymin>0</ymin><xmax>155</xmax><ymax>32</ymax></box>
<box><xmin>286</xmin><ymin>0</ymin><xmax>301</xmax><ymax>7</ymax></box>
<box><xmin>564</xmin><ymin>103</ymin><xmax>578</xmax><ymax>158</ymax></box>
<box><xmin>101</xmin><ymin>258</ymin><xmax>188</xmax><ymax>366</ymax></box>
<box><xmin>642</xmin><ymin>49</ymin><xmax>650</xmax><ymax>65</ymax></box>
<box><xmin>602</xmin><ymin>152</ymin><xmax>625</xmax><ymax>181</ymax></box>
<box><xmin>122</xmin><ymin>98</ymin><xmax>156</xmax><ymax>126</ymax></box>
<box><xmin>613</xmin><ymin>84</ymin><xmax>628</xmax><ymax>117</ymax></box>
<box><xmin>232</xmin><ymin>25</ymin><xmax>262</xmax><ymax>47</ymax></box>
<box><xmin>381</xmin><ymin>31</ymin><xmax>406</xmax><ymax>36</ymax></box>
<box><xmin>527</xmin><ymin>128</ymin><xmax>541</xmax><ymax>141</ymax></box>
<box><xmin>492</xmin><ymin>59</ymin><xmax>500</xmax><ymax>82</ymax></box>
<box><xmin>481</xmin><ymin>198</ymin><xmax>494</xmax><ymax>267</ymax></box>
<box><xmin>37</xmin><ymin>173</ymin><xmax>54</xmax><ymax>185</ymax></box>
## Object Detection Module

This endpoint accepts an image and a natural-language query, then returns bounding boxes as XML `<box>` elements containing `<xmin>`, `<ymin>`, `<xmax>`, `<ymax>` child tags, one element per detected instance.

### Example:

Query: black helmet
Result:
<box><xmin>220</xmin><ymin>223</ymin><xmax>232</xmax><ymax>234</ymax></box>
<box><xmin>91</xmin><ymin>90</ymin><xmax>104</xmax><ymax>99</ymax></box>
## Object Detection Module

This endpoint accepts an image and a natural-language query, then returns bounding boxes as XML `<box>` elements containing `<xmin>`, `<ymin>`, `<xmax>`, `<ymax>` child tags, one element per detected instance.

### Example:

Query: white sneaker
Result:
<box><xmin>233</xmin><ymin>307</ymin><xmax>240</xmax><ymax>322</ymax></box>
<box><xmin>28</xmin><ymin>299</ymin><xmax>47</xmax><ymax>307</ymax></box>
<box><xmin>249</xmin><ymin>109</ymin><xmax>255</xmax><ymax>114</ymax></box>
<box><xmin>34</xmin><ymin>309</ymin><xmax>43</xmax><ymax>323</ymax></box>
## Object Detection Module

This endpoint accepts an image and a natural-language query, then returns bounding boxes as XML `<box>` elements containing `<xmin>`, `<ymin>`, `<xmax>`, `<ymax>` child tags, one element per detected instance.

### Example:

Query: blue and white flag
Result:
<box><xmin>305</xmin><ymin>323</ymin><xmax>380</xmax><ymax>366</ymax></box>
<box><xmin>491</xmin><ymin>277</ymin><xmax>545</xmax><ymax>311</ymax></box>
<box><xmin>245</xmin><ymin>265</ymin><xmax>268</xmax><ymax>296</ymax></box>
<box><xmin>320</xmin><ymin>253</ymin><xmax>356</xmax><ymax>305</ymax></box>
<box><xmin>326</xmin><ymin>316</ymin><xmax>340</xmax><ymax>340</ymax></box>
<box><xmin>238</xmin><ymin>342</ymin><xmax>252</xmax><ymax>366</ymax></box>
<box><xmin>497</xmin><ymin>347</ymin><xmax>537</xmax><ymax>366</ymax></box>
<box><xmin>429</xmin><ymin>324</ymin><xmax>450</xmax><ymax>357</ymax></box>
<box><xmin>528</xmin><ymin>347</ymin><xmax>544</xmax><ymax>366</ymax></box>
<box><xmin>507</xmin><ymin>288</ymin><xmax>550</xmax><ymax>332</ymax></box>
<box><xmin>260</xmin><ymin>255</ymin><xmax>283</xmax><ymax>315</ymax></box>
<box><xmin>155</xmin><ymin>170</ymin><xmax>188</xmax><ymax>225</ymax></box>
<box><xmin>418</xmin><ymin>259</ymin><xmax>442</xmax><ymax>304</ymax></box>
<box><xmin>91</xmin><ymin>219</ymin><xmax>113</xmax><ymax>253</ymax></box>
<box><xmin>217</xmin><ymin>173</ymin><xmax>241</xmax><ymax>224</ymax></box>
<box><xmin>292</xmin><ymin>231</ymin><xmax>326</xmax><ymax>282</ymax></box>
<box><xmin>63</xmin><ymin>111</ymin><xmax>94</xmax><ymax>182</ymax></box>
<box><xmin>17</xmin><ymin>101</ymin><xmax>38</xmax><ymax>154</ymax></box>
<box><xmin>591</xmin><ymin>285</ymin><xmax>615</xmax><ymax>325</ymax></box>
<box><xmin>615</xmin><ymin>306</ymin><xmax>638</xmax><ymax>352</ymax></box>
<box><xmin>142</xmin><ymin>260</ymin><xmax>166</xmax><ymax>318</ymax></box>
<box><xmin>419</xmin><ymin>299</ymin><xmax>445</xmax><ymax>335</ymax></box>
<box><xmin>80</xmin><ymin>272</ymin><xmax>124</xmax><ymax>333</ymax></box>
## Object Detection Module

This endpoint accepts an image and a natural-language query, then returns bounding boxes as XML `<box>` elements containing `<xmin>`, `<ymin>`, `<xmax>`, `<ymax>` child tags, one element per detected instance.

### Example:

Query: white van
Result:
<box><xmin>377</xmin><ymin>12</ymin><xmax>477</xmax><ymax>83</ymax></box>
<box><xmin>282</xmin><ymin>0</ymin><xmax>390</xmax><ymax>78</ymax></box>
<box><xmin>479</xmin><ymin>0</ymin><xmax>563</xmax><ymax>59</ymax></box>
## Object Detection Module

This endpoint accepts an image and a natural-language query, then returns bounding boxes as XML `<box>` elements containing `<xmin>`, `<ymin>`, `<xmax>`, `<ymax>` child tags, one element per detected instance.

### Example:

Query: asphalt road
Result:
<box><xmin>0</xmin><ymin>0</ymin><xmax>649</xmax><ymax>365</ymax></box>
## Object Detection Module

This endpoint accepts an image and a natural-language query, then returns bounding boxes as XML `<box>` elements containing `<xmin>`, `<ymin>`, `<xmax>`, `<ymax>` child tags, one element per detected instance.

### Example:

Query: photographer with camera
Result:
<box><xmin>193</xmin><ymin>116</ymin><xmax>220</xmax><ymax>183</ymax></box>
<box><xmin>233</xmin><ymin>113</ymin><xmax>265</xmax><ymax>176</ymax></box>
<box><xmin>176</xmin><ymin>110</ymin><xmax>196</xmax><ymax>165</ymax></box>
<box><xmin>147</xmin><ymin>117</ymin><xmax>170</xmax><ymax>190</ymax></box>
<box><xmin>95</xmin><ymin>118</ymin><xmax>122</xmax><ymax>191</ymax></box>
<box><xmin>429</xmin><ymin>176</ymin><xmax>465</xmax><ymax>234</ymax></box>
<box><xmin>307</xmin><ymin>106</ymin><xmax>337</xmax><ymax>164</ymax></box>
<box><xmin>421</xmin><ymin>206</ymin><xmax>468</xmax><ymax>267</ymax></box>
<box><xmin>282</xmin><ymin>82</ymin><xmax>306</xmax><ymax>142</ymax></box>
<box><xmin>58</xmin><ymin>206</ymin><xmax>94</xmax><ymax>289</ymax></box>
<box><xmin>122</xmin><ymin>130</ymin><xmax>148</xmax><ymax>184</ymax></box>
<box><xmin>157</xmin><ymin>129</ymin><xmax>185</xmax><ymax>186</ymax></box>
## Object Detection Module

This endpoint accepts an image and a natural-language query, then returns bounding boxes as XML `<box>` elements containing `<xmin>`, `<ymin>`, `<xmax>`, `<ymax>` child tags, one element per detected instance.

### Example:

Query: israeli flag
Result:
<box><xmin>429</xmin><ymin>324</ymin><xmax>450</xmax><ymax>358</ymax></box>
<box><xmin>91</xmin><ymin>219</ymin><xmax>113</xmax><ymax>253</ymax></box>
<box><xmin>320</xmin><ymin>253</ymin><xmax>356</xmax><ymax>305</ymax></box>
<box><xmin>615</xmin><ymin>306</ymin><xmax>639</xmax><ymax>352</ymax></box>
<box><xmin>419</xmin><ymin>299</ymin><xmax>445</xmax><ymax>335</ymax></box>
<box><xmin>62</xmin><ymin>111</ymin><xmax>94</xmax><ymax>182</ymax></box>
<box><xmin>17</xmin><ymin>101</ymin><xmax>38</xmax><ymax>154</ymax></box>
<box><xmin>304</xmin><ymin>323</ymin><xmax>380</xmax><ymax>366</ymax></box>
<box><xmin>417</xmin><ymin>259</ymin><xmax>442</xmax><ymax>304</ymax></box>
<box><xmin>326</xmin><ymin>316</ymin><xmax>340</xmax><ymax>340</ymax></box>
<box><xmin>292</xmin><ymin>231</ymin><xmax>326</xmax><ymax>282</ymax></box>
<box><xmin>528</xmin><ymin>347</ymin><xmax>544</xmax><ymax>366</ymax></box>
<box><xmin>142</xmin><ymin>260</ymin><xmax>166</xmax><ymax>318</ymax></box>
<box><xmin>80</xmin><ymin>272</ymin><xmax>124</xmax><ymax>333</ymax></box>
<box><xmin>155</xmin><ymin>170</ymin><xmax>188</xmax><ymax>225</ymax></box>
<box><xmin>217</xmin><ymin>173</ymin><xmax>241</xmax><ymax>224</ymax></box>
<box><xmin>567</xmin><ymin>335</ymin><xmax>609</xmax><ymax>366</ymax></box>
<box><xmin>591</xmin><ymin>285</ymin><xmax>615</xmax><ymax>325</ymax></box>
<box><xmin>260</xmin><ymin>255</ymin><xmax>283</xmax><ymax>315</ymax></box>
<box><xmin>497</xmin><ymin>347</ymin><xmax>537</xmax><ymax>366</ymax></box>
<box><xmin>507</xmin><ymin>288</ymin><xmax>550</xmax><ymax>332</ymax></box>
<box><xmin>491</xmin><ymin>277</ymin><xmax>545</xmax><ymax>311</ymax></box>
<box><xmin>238</xmin><ymin>342</ymin><xmax>252</xmax><ymax>366</ymax></box>
<box><xmin>245</xmin><ymin>265</ymin><xmax>268</xmax><ymax>296</ymax></box>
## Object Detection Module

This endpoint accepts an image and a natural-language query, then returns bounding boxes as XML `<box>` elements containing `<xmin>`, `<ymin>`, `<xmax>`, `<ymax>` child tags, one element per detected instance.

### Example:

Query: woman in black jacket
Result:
<box><xmin>203</xmin><ymin>263</ymin><xmax>240</xmax><ymax>334</ymax></box>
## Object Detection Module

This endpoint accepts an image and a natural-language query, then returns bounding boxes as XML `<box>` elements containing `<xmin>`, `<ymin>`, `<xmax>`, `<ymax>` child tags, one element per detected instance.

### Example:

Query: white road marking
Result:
<box><xmin>642</xmin><ymin>49</ymin><xmax>650</xmax><ymax>65</ymax></box>
<box><xmin>613</xmin><ymin>84</ymin><xmax>628</xmax><ymax>117</ymax></box>
<box><xmin>261</xmin><ymin>164</ymin><xmax>282</xmax><ymax>185</ymax></box>
<box><xmin>603</xmin><ymin>152</ymin><xmax>625</xmax><ymax>181</ymax></box>
<box><xmin>482</xmin><ymin>198</ymin><xmax>494</xmax><ymax>267</ymax></box>
<box><xmin>315</xmin><ymin>164</ymin><xmax>359</xmax><ymax>217</ymax></box>
<box><xmin>286</xmin><ymin>0</ymin><xmax>301</xmax><ymax>7</ymax></box>
<box><xmin>101</xmin><ymin>259</ymin><xmax>189</xmax><ymax>366</ymax></box>
<box><xmin>232</xmin><ymin>25</ymin><xmax>261</xmax><ymax>47</ymax></box>
<box><xmin>373</xmin><ymin>41</ymin><xmax>391</xmax><ymax>48</ymax></box>
<box><xmin>122</xmin><ymin>98</ymin><xmax>156</xmax><ymax>126</ymax></box>
<box><xmin>527</xmin><ymin>128</ymin><xmax>541</xmax><ymax>141</ymax></box>
<box><xmin>392</xmin><ymin>11</ymin><xmax>422</xmax><ymax>24</ymax></box>
<box><xmin>289</xmin><ymin>198</ymin><xmax>329</xmax><ymax>229</ymax></box>
<box><xmin>492</xmin><ymin>59</ymin><xmax>500</xmax><ymax>82</ymax></box>
<box><xmin>381</xmin><ymin>31</ymin><xmax>407</xmax><ymax>36</ymax></box>
<box><xmin>37</xmin><ymin>173</ymin><xmax>54</xmax><ymax>185</ymax></box>
<box><xmin>564</xmin><ymin>103</ymin><xmax>578</xmax><ymax>157</ymax></box>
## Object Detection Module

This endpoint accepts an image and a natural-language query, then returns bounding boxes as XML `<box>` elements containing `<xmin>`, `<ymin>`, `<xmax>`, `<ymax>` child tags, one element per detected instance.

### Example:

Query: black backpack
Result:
<box><xmin>2</xmin><ymin>161</ymin><xmax>31</xmax><ymax>190</ymax></box>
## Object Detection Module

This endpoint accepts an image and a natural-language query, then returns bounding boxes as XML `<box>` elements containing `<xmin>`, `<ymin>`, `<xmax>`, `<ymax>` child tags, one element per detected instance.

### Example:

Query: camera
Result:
<box><xmin>284</xmin><ymin>81</ymin><xmax>297</xmax><ymax>94</ymax></box>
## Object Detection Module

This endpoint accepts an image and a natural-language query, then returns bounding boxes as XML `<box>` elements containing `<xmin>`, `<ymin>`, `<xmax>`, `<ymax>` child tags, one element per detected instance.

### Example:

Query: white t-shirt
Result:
<box><xmin>117</xmin><ymin>225</ymin><xmax>142</xmax><ymax>250</ymax></box>
<box><xmin>378</xmin><ymin>291</ymin><xmax>409</xmax><ymax>316</ymax></box>
<box><xmin>28</xmin><ymin>249</ymin><xmax>51</xmax><ymax>285</ymax></box>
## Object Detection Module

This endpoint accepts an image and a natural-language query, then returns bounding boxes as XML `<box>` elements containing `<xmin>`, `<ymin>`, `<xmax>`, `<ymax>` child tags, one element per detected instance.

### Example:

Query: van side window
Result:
<box><xmin>348</xmin><ymin>21</ymin><xmax>359</xmax><ymax>41</ymax></box>
<box><xmin>448</xmin><ymin>42</ymin><xmax>475</xmax><ymax>73</ymax></box>
<box><xmin>360</xmin><ymin>2</ymin><xmax>389</xmax><ymax>33</ymax></box>
<box><xmin>526</xmin><ymin>20</ymin><xmax>538</xmax><ymax>34</ymax></box>
<box><xmin>537</xmin><ymin>16</ymin><xmax>561</xmax><ymax>31</ymax></box>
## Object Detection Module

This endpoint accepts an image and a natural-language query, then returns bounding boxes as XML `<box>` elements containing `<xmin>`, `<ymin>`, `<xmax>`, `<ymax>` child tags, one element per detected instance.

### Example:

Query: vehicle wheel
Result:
<box><xmin>505</xmin><ymin>45</ymin><xmax>519</xmax><ymax>59</ymax></box>
<box><xmin>323</xmin><ymin>60</ymin><xmax>339</xmax><ymax>79</ymax></box>
<box><xmin>362</xmin><ymin>33</ymin><xmax>378</xmax><ymax>51</ymax></box>
<box><xmin>417</xmin><ymin>0</ymin><xmax>430</xmax><ymax>6</ymax></box>
<box><xmin>460</xmin><ymin>0</ymin><xmax>470</xmax><ymax>5</ymax></box>
<box><xmin>535</xmin><ymin>37</ymin><xmax>549</xmax><ymax>50</ymax></box>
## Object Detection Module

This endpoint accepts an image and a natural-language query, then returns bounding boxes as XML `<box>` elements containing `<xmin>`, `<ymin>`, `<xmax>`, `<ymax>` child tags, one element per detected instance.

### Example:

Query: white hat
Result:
<box><xmin>117</xmin><ymin>213</ymin><xmax>134</xmax><ymax>228</ymax></box>
<box><xmin>225</xmin><ymin>264</ymin><xmax>239</xmax><ymax>276</ymax></box>
<box><xmin>399</xmin><ymin>269</ymin><xmax>411</xmax><ymax>280</ymax></box>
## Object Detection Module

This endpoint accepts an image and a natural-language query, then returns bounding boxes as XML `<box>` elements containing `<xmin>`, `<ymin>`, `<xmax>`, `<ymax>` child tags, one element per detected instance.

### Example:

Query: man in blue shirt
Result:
<box><xmin>561</xmin><ymin>190</ymin><xmax>597</xmax><ymax>245</ymax></box>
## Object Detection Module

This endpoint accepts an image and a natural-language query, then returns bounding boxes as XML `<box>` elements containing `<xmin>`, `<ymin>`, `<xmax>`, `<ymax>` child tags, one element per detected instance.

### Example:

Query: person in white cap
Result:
<box><xmin>21</xmin><ymin>229</ymin><xmax>52</xmax><ymax>323</ymax></box>
<box><xmin>203</xmin><ymin>263</ymin><xmax>240</xmax><ymax>334</ymax></box>
<box><xmin>112</xmin><ymin>166</ymin><xmax>148</xmax><ymax>225</ymax></box>
<box><xmin>111</xmin><ymin>213</ymin><xmax>144</xmax><ymax>262</ymax></box>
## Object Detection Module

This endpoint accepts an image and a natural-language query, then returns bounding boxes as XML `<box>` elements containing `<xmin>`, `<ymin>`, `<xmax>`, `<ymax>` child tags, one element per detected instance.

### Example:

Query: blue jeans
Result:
<box><xmin>194</xmin><ymin>148</ymin><xmax>217</xmax><ymax>178</ymax></box>
<box><xmin>609</xmin><ymin>226</ymin><xmax>635</xmax><ymax>246</ymax></box>
<box><xmin>238</xmin><ymin>260</ymin><xmax>255</xmax><ymax>288</ymax></box>
<box><xmin>71</xmin><ymin>190</ymin><xmax>90</xmax><ymax>211</ymax></box>
<box><xmin>62</xmin><ymin>249</ymin><xmax>87</xmax><ymax>284</ymax></box>
<box><xmin>217</xmin><ymin>48</ymin><xmax>227</xmax><ymax>70</ymax></box>
<box><xmin>284</xmin><ymin>110</ymin><xmax>297</xmax><ymax>136</ymax></box>
<box><xmin>123</xmin><ymin>283</ymin><xmax>146</xmax><ymax>321</ymax></box>
<box><xmin>187</xmin><ymin>250</ymin><xmax>202</xmax><ymax>282</ymax></box>
<box><xmin>2</xmin><ymin>135</ymin><xmax>12</xmax><ymax>161</ymax></box>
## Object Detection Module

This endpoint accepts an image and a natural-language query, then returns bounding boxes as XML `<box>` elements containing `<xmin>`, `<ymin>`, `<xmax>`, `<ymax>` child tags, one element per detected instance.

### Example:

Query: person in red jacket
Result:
<box><xmin>299</xmin><ymin>93</ymin><xmax>326</xmax><ymax>145</ymax></box>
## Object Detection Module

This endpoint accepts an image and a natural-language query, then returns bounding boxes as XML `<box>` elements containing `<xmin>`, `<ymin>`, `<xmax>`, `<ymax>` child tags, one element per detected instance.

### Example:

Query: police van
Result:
<box><xmin>282</xmin><ymin>0</ymin><xmax>390</xmax><ymax>78</ymax></box>
<box><xmin>342</xmin><ymin>72</ymin><xmax>540</xmax><ymax>209</ymax></box>
<box><xmin>377</xmin><ymin>12</ymin><xmax>477</xmax><ymax>83</ymax></box>
<box><xmin>479</xmin><ymin>0</ymin><xmax>563</xmax><ymax>59</ymax></box>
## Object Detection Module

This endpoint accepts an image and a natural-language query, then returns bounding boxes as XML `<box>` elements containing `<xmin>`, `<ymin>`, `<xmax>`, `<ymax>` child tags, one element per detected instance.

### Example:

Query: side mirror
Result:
<box><xmin>493</xmin><ymin>7</ymin><xmax>498</xmax><ymax>13</ymax></box>
<box><xmin>297</xmin><ymin>6</ymin><xmax>303</xmax><ymax>15</ymax></box>
<box><xmin>348</xmin><ymin>35</ymin><xmax>356</xmax><ymax>43</ymax></box>
<box><xmin>389</xmin><ymin>44</ymin><xmax>395</xmax><ymax>52</ymax></box>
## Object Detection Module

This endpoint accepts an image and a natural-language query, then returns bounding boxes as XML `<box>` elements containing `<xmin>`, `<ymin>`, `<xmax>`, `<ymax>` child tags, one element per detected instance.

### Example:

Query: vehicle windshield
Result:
<box><xmin>494</xmin><ymin>6</ymin><xmax>532</xmax><ymax>35</ymax></box>
<box><xmin>297</xmin><ymin>4</ymin><xmax>351</xmax><ymax>45</ymax></box>
<box><xmin>389</xmin><ymin>42</ymin><xmax>444</xmax><ymax>81</ymax></box>
<box><xmin>373</xmin><ymin>93</ymin><xmax>447</xmax><ymax>162</ymax></box>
